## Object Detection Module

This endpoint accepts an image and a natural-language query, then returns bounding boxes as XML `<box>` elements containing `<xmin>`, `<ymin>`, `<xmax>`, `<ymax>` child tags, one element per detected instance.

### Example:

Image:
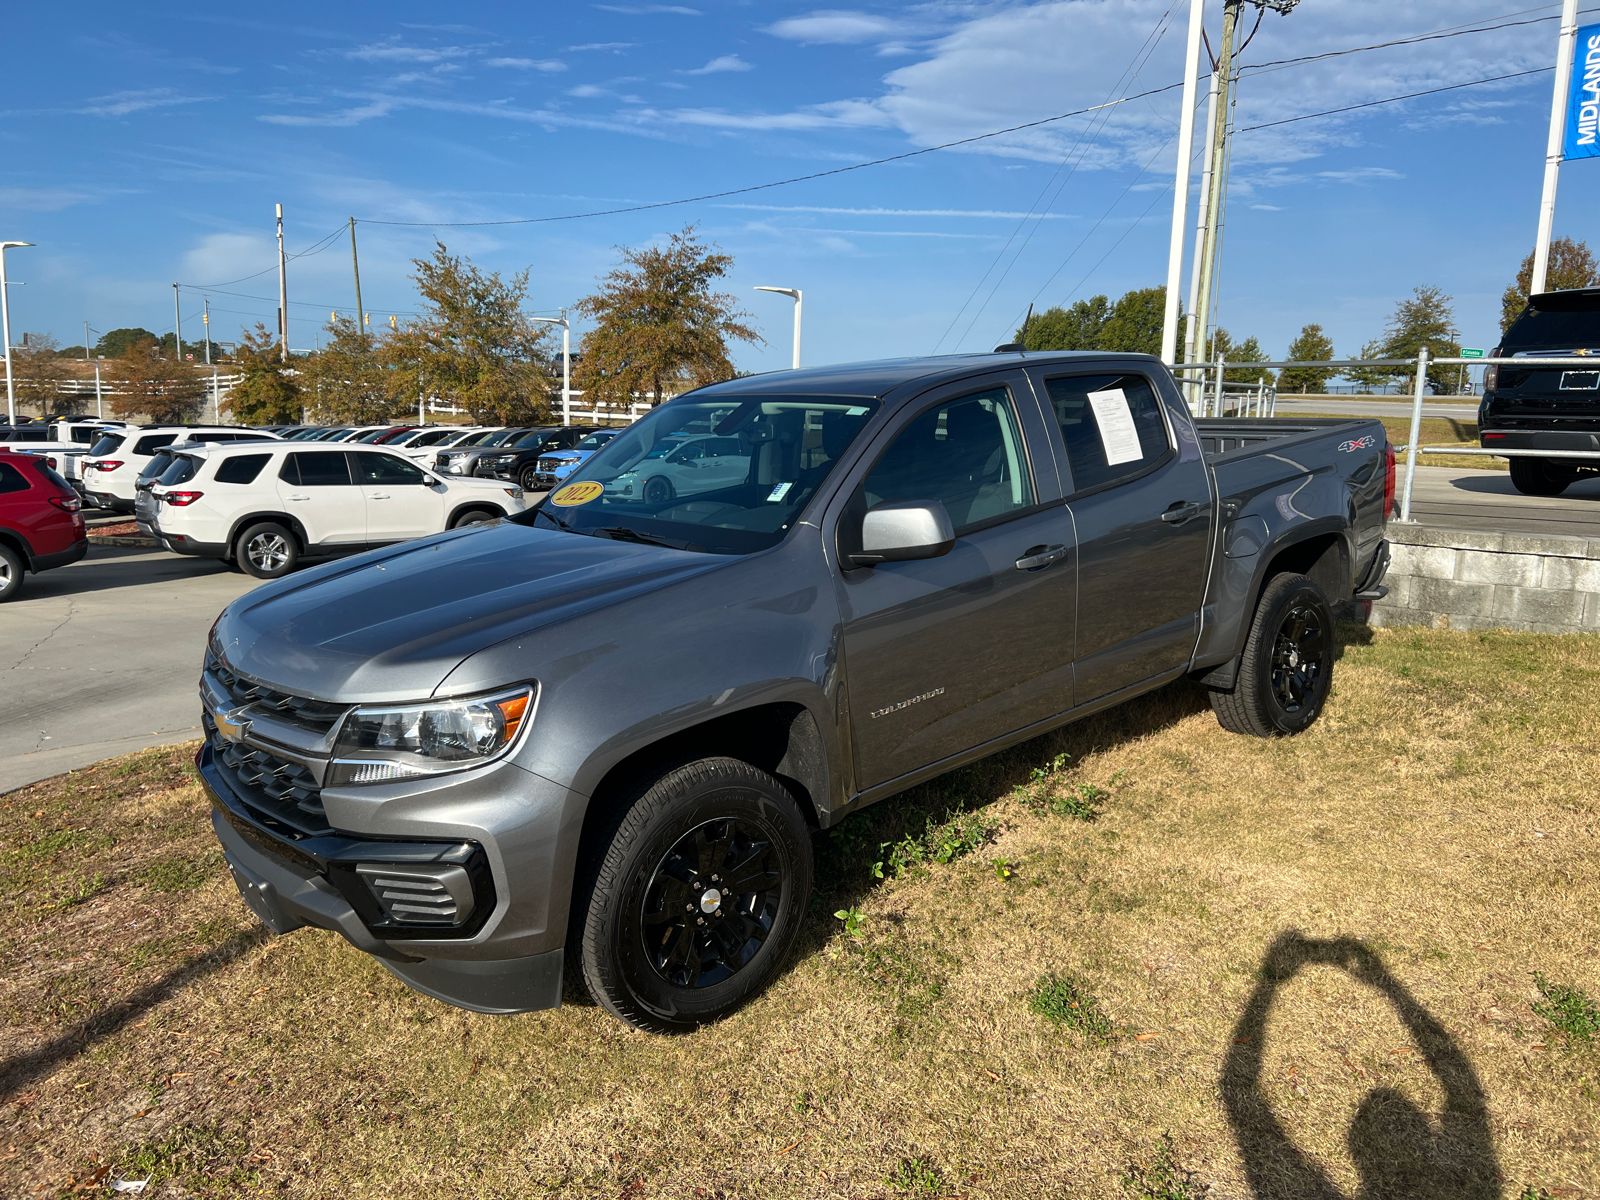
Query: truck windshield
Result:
<box><xmin>526</xmin><ymin>395</ymin><xmax>879</xmax><ymax>555</ymax></box>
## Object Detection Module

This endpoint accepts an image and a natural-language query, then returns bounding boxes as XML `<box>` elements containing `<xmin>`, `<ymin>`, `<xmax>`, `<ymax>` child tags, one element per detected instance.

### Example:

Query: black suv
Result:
<box><xmin>1481</xmin><ymin>286</ymin><xmax>1600</xmax><ymax>495</ymax></box>
<box><xmin>477</xmin><ymin>425</ymin><xmax>601</xmax><ymax>490</ymax></box>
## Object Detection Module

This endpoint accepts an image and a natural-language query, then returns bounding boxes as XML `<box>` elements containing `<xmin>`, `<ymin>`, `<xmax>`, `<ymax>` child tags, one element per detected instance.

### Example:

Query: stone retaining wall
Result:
<box><xmin>1371</xmin><ymin>525</ymin><xmax>1600</xmax><ymax>633</ymax></box>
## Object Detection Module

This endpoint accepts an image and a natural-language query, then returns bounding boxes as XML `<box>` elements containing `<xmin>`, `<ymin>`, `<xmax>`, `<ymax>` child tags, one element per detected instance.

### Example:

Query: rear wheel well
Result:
<box><xmin>225</xmin><ymin>513</ymin><xmax>307</xmax><ymax>561</ymax></box>
<box><xmin>0</xmin><ymin>529</ymin><xmax>33</xmax><ymax>570</ymax></box>
<box><xmin>1261</xmin><ymin>532</ymin><xmax>1347</xmax><ymax>603</ymax></box>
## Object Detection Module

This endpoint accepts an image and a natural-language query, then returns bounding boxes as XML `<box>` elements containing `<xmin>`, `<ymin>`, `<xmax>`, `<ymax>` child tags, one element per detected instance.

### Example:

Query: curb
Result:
<box><xmin>88</xmin><ymin>533</ymin><xmax>161</xmax><ymax>548</ymax></box>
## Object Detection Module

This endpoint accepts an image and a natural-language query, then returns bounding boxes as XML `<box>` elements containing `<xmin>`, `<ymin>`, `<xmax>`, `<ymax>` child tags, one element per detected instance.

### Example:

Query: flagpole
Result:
<box><xmin>1532</xmin><ymin>0</ymin><xmax>1581</xmax><ymax>295</ymax></box>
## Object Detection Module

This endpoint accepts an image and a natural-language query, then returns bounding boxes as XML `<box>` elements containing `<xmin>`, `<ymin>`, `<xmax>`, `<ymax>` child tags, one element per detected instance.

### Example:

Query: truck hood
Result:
<box><xmin>213</xmin><ymin>523</ymin><xmax>724</xmax><ymax>703</ymax></box>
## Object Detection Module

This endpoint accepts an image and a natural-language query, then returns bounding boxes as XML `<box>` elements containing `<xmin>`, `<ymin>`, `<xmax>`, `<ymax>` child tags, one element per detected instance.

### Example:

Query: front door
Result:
<box><xmin>349</xmin><ymin>451</ymin><xmax>443</xmax><ymax>541</ymax></box>
<box><xmin>277</xmin><ymin>451</ymin><xmax>367</xmax><ymax>546</ymax></box>
<box><xmin>1031</xmin><ymin>368</ymin><xmax>1212</xmax><ymax>703</ymax></box>
<box><xmin>839</xmin><ymin>376</ymin><xmax>1077</xmax><ymax>792</ymax></box>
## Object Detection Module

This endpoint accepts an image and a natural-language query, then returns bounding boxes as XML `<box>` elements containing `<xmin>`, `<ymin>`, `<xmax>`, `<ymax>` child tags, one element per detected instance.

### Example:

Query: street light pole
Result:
<box><xmin>0</xmin><ymin>241</ymin><xmax>33</xmax><ymax>425</ymax></box>
<box><xmin>530</xmin><ymin>314</ymin><xmax>572</xmax><ymax>424</ymax></box>
<box><xmin>755</xmin><ymin>287</ymin><xmax>802</xmax><ymax>369</ymax></box>
<box><xmin>276</xmin><ymin>203</ymin><xmax>289</xmax><ymax>362</ymax></box>
<box><xmin>1160</xmin><ymin>0</ymin><xmax>1206</xmax><ymax>366</ymax></box>
<box><xmin>173</xmin><ymin>283</ymin><xmax>184</xmax><ymax>362</ymax></box>
<box><xmin>1532</xmin><ymin>0</ymin><xmax>1581</xmax><ymax>295</ymax></box>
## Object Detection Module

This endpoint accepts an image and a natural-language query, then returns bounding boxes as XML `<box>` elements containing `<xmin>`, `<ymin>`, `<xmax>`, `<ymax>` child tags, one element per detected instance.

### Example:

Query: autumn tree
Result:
<box><xmin>384</xmin><ymin>244</ymin><xmax>555</xmax><ymax>425</ymax></box>
<box><xmin>575</xmin><ymin>226</ymin><xmax>760</xmax><ymax>408</ymax></box>
<box><xmin>107</xmin><ymin>338</ymin><xmax>206</xmax><ymax>423</ymax></box>
<box><xmin>225</xmin><ymin>324</ymin><xmax>301</xmax><ymax>425</ymax></box>
<box><xmin>1501</xmin><ymin>236</ymin><xmax>1600</xmax><ymax>332</ymax></box>
<box><xmin>1278</xmin><ymin>324</ymin><xmax>1336</xmax><ymax>394</ymax></box>
<box><xmin>300</xmin><ymin>317</ymin><xmax>393</xmax><ymax>424</ymax></box>
<box><xmin>12</xmin><ymin>335</ymin><xmax>72</xmax><ymax>417</ymax></box>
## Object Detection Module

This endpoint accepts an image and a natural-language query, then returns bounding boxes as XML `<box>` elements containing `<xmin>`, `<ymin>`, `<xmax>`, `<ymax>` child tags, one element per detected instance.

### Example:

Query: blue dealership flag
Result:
<box><xmin>1567</xmin><ymin>23</ymin><xmax>1600</xmax><ymax>160</ymax></box>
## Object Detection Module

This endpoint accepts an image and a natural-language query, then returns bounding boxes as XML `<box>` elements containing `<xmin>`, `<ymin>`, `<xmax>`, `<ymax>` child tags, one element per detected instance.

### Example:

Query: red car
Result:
<box><xmin>0</xmin><ymin>450</ymin><xmax>88</xmax><ymax>601</ymax></box>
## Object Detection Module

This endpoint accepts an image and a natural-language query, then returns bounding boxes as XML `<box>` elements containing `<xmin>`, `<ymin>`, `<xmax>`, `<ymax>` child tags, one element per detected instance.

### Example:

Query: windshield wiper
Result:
<box><xmin>592</xmin><ymin>525</ymin><xmax>697</xmax><ymax>551</ymax></box>
<box><xmin>529</xmin><ymin>506</ymin><xmax>574</xmax><ymax>531</ymax></box>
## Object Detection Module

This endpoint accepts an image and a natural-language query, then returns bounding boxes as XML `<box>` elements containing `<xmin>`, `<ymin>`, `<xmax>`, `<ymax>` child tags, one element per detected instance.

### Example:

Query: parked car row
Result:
<box><xmin>0</xmin><ymin>450</ymin><xmax>86</xmax><ymax>601</ymax></box>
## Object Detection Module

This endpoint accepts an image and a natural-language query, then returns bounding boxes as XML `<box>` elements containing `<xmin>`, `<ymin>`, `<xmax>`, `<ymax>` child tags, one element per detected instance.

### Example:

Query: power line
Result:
<box><xmin>181</xmin><ymin>223</ymin><xmax>348</xmax><ymax>291</ymax></box>
<box><xmin>1238</xmin><ymin>67</ymin><xmax>1553</xmax><ymax>133</ymax></box>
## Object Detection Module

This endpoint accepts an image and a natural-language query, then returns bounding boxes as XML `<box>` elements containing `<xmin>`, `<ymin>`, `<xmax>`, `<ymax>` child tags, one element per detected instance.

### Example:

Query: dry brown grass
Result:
<box><xmin>3</xmin><ymin>626</ymin><xmax>1598</xmax><ymax>1198</ymax></box>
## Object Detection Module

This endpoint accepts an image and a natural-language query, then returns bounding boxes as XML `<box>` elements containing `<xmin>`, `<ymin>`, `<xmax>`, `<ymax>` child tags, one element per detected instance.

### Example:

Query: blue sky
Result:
<box><xmin>5</xmin><ymin>1</ymin><xmax>1599</xmax><ymax>374</ymax></box>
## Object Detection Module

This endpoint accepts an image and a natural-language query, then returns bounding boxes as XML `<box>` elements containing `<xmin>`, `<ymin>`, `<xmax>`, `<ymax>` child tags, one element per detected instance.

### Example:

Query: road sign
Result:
<box><xmin>1460</xmin><ymin>347</ymin><xmax>1485</xmax><ymax>358</ymax></box>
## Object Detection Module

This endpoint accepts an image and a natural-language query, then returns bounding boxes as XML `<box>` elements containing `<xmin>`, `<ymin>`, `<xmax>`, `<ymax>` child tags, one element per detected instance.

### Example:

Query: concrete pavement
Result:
<box><xmin>1401</xmin><ymin>465</ymin><xmax>1600</xmax><ymax>539</ymax></box>
<box><xmin>1</xmin><ymin>545</ymin><xmax>262</xmax><ymax>793</ymax></box>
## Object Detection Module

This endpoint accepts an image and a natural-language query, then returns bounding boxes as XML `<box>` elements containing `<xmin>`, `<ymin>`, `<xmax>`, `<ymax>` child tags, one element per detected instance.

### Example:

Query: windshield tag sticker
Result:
<box><xmin>550</xmin><ymin>480</ymin><xmax>603</xmax><ymax>507</ymax></box>
<box><xmin>766</xmin><ymin>481</ymin><xmax>793</xmax><ymax>503</ymax></box>
<box><xmin>847</xmin><ymin>406</ymin><xmax>869</xmax><ymax>416</ymax></box>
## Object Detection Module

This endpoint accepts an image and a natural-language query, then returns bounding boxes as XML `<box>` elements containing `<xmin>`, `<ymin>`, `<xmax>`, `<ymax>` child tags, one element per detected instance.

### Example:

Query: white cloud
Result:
<box><xmin>720</xmin><ymin>204</ymin><xmax>1076</xmax><ymax>219</ymax></box>
<box><xmin>345</xmin><ymin>41</ymin><xmax>474</xmax><ymax>63</ymax></box>
<box><xmin>666</xmin><ymin>98</ymin><xmax>892</xmax><ymax>131</ymax></box>
<box><xmin>765</xmin><ymin>10</ymin><xmax>906</xmax><ymax>45</ymax></box>
<box><xmin>684</xmin><ymin>54</ymin><xmax>753</xmax><ymax>75</ymax></box>
<box><xmin>594</xmin><ymin>4</ymin><xmax>701</xmax><ymax>13</ymax></box>
<box><xmin>487</xmin><ymin>57</ymin><xmax>567</xmax><ymax>71</ymax></box>
<box><xmin>76</xmin><ymin>89</ymin><xmax>210</xmax><ymax>118</ymax></box>
<box><xmin>259</xmin><ymin>100</ymin><xmax>399</xmax><ymax>127</ymax></box>
<box><xmin>567</xmin><ymin>42</ymin><xmax>636</xmax><ymax>52</ymax></box>
<box><xmin>568</xmin><ymin>84</ymin><xmax>608</xmax><ymax>98</ymax></box>
<box><xmin>0</xmin><ymin>187</ymin><xmax>97</xmax><ymax>212</ymax></box>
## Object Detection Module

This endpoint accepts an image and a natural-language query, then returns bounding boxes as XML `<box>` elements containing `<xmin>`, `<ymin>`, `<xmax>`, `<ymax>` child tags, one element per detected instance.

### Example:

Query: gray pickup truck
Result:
<box><xmin>200</xmin><ymin>351</ymin><xmax>1392</xmax><ymax>1031</ymax></box>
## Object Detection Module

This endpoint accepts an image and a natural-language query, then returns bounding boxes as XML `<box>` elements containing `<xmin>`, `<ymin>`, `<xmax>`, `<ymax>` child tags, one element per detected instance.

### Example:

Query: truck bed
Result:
<box><xmin>1196</xmin><ymin>417</ymin><xmax>1378</xmax><ymax>460</ymax></box>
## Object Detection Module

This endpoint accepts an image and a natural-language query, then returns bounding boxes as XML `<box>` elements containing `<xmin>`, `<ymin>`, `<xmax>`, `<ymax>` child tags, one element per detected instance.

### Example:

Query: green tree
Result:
<box><xmin>1098</xmin><ymin>286</ymin><xmax>1172</xmax><ymax>356</ymax></box>
<box><xmin>1018</xmin><ymin>296</ymin><xmax>1110</xmax><ymax>351</ymax></box>
<box><xmin>95</xmin><ymin>328</ymin><xmax>160</xmax><ymax>359</ymax></box>
<box><xmin>225</xmin><ymin>324</ymin><xmax>301</xmax><ymax>425</ymax></box>
<box><xmin>13</xmin><ymin>335</ymin><xmax>72</xmax><ymax>417</ymax></box>
<box><xmin>384</xmin><ymin>244</ymin><xmax>555</xmax><ymax>424</ymax></box>
<box><xmin>107</xmin><ymin>339</ymin><xmax>206</xmax><ymax>423</ymax></box>
<box><xmin>575</xmin><ymin>225</ymin><xmax>761</xmax><ymax>408</ymax></box>
<box><xmin>1201</xmin><ymin>328</ymin><xmax>1272</xmax><ymax>384</ymax></box>
<box><xmin>300</xmin><ymin>317</ymin><xmax>392</xmax><ymax>424</ymax></box>
<box><xmin>1344</xmin><ymin>338</ymin><xmax>1394</xmax><ymax>394</ymax></box>
<box><xmin>1501</xmin><ymin>236</ymin><xmax>1600</xmax><ymax>333</ymax></box>
<box><xmin>1380</xmin><ymin>285</ymin><xmax>1459</xmax><ymax>395</ymax></box>
<box><xmin>1277</xmin><ymin>324</ymin><xmax>1336</xmax><ymax>394</ymax></box>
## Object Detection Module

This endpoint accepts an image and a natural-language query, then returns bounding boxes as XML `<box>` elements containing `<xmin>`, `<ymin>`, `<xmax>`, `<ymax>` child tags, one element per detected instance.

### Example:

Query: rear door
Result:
<box><xmin>277</xmin><ymin>451</ymin><xmax>367</xmax><ymax>545</ymax></box>
<box><xmin>837</xmin><ymin>372</ymin><xmax>1077</xmax><ymax>791</ymax></box>
<box><xmin>350</xmin><ymin>450</ymin><xmax>444</xmax><ymax>540</ymax></box>
<box><xmin>1028</xmin><ymin>366</ymin><xmax>1212</xmax><ymax>703</ymax></box>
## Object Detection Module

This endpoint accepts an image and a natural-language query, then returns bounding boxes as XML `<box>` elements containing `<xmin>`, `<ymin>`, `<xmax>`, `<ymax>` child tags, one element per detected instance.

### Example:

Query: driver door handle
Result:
<box><xmin>1161</xmin><ymin>501</ymin><xmax>1201</xmax><ymax>525</ymax></box>
<box><xmin>1015</xmin><ymin>543</ymin><xmax>1069</xmax><ymax>571</ymax></box>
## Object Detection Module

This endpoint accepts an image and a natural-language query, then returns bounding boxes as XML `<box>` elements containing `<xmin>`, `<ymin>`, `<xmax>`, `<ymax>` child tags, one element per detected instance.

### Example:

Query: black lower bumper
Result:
<box><xmin>200</xmin><ymin>745</ymin><xmax>564</xmax><ymax>1014</ymax></box>
<box><xmin>33</xmin><ymin>540</ymin><xmax>88</xmax><ymax>572</ymax></box>
<box><xmin>1480</xmin><ymin>429</ymin><xmax>1600</xmax><ymax>455</ymax></box>
<box><xmin>160</xmin><ymin>532</ymin><xmax>229</xmax><ymax>558</ymax></box>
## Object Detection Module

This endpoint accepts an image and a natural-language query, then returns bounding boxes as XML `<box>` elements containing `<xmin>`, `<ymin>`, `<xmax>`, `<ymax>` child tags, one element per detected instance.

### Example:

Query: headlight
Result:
<box><xmin>327</xmin><ymin>684</ymin><xmax>534</xmax><ymax>786</ymax></box>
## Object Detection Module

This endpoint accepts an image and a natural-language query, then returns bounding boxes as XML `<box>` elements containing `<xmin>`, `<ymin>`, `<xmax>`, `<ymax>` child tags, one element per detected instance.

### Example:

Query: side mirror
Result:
<box><xmin>850</xmin><ymin>500</ymin><xmax>955</xmax><ymax>567</ymax></box>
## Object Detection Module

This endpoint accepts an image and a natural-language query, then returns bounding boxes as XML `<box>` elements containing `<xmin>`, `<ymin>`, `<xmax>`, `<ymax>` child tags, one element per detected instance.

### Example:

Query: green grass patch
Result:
<box><xmin>1121</xmin><ymin>1135</ymin><xmax>1201</xmax><ymax>1200</ymax></box>
<box><xmin>887</xmin><ymin>1155</ymin><xmax>944</xmax><ymax>1194</ymax></box>
<box><xmin>1534</xmin><ymin>974</ymin><xmax>1600</xmax><ymax>1043</ymax></box>
<box><xmin>136</xmin><ymin>851</ymin><xmax>223</xmax><ymax>894</ymax></box>
<box><xmin>1027</xmin><ymin>972</ymin><xmax>1114</xmax><ymax>1042</ymax></box>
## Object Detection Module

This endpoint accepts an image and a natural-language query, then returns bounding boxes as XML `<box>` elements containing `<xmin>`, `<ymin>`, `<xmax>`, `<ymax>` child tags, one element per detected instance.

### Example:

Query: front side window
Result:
<box><xmin>352</xmin><ymin>452</ymin><xmax>427</xmax><ymax>486</ymax></box>
<box><xmin>1045</xmin><ymin>373</ymin><xmax>1171</xmax><ymax>493</ymax></box>
<box><xmin>533</xmin><ymin>395</ymin><xmax>879</xmax><ymax>554</ymax></box>
<box><xmin>576</xmin><ymin>432</ymin><xmax>615</xmax><ymax>451</ymax></box>
<box><xmin>860</xmin><ymin>386</ymin><xmax>1035</xmax><ymax>531</ymax></box>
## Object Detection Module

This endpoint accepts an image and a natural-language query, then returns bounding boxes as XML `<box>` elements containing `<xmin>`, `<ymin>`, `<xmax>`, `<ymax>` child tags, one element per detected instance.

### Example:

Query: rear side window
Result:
<box><xmin>159</xmin><ymin>456</ymin><xmax>199</xmax><ymax>486</ymax></box>
<box><xmin>139</xmin><ymin>452</ymin><xmax>176</xmax><ymax>480</ymax></box>
<box><xmin>282</xmin><ymin>452</ymin><xmax>352</xmax><ymax>486</ymax></box>
<box><xmin>351</xmin><ymin>452</ymin><xmax>426</xmax><ymax>485</ymax></box>
<box><xmin>71</xmin><ymin>428</ymin><xmax>100</xmax><ymax>444</ymax></box>
<box><xmin>214</xmin><ymin>454</ymin><xmax>271</xmax><ymax>485</ymax></box>
<box><xmin>133</xmin><ymin>434</ymin><xmax>179</xmax><ymax>456</ymax></box>
<box><xmin>89</xmin><ymin>433</ymin><xmax>125</xmax><ymax>455</ymax></box>
<box><xmin>0</xmin><ymin>462</ymin><xmax>30</xmax><ymax>494</ymax></box>
<box><xmin>1044</xmin><ymin>373</ymin><xmax>1172</xmax><ymax>493</ymax></box>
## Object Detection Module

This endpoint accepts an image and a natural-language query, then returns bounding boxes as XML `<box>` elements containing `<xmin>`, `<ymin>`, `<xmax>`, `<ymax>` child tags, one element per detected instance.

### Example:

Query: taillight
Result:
<box><xmin>1383</xmin><ymin>443</ymin><xmax>1396</xmax><ymax>519</ymax></box>
<box><xmin>44</xmin><ymin>456</ymin><xmax>57</xmax><ymax>469</ymax></box>
<box><xmin>48</xmin><ymin>495</ymin><xmax>82</xmax><ymax>512</ymax></box>
<box><xmin>88</xmin><ymin>459</ymin><xmax>124</xmax><ymax>472</ymax></box>
<box><xmin>1483</xmin><ymin>347</ymin><xmax>1500</xmax><ymax>392</ymax></box>
<box><xmin>163</xmin><ymin>491</ymin><xmax>204</xmax><ymax>506</ymax></box>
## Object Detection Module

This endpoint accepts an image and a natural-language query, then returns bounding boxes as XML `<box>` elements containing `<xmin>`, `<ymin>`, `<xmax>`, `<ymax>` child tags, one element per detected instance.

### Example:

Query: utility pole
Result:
<box><xmin>1160</xmin><ymin>0</ymin><xmax>1206</xmax><ymax>366</ymax></box>
<box><xmin>349</xmin><ymin>217</ymin><xmax>365</xmax><ymax>338</ymax></box>
<box><xmin>0</xmin><ymin>241</ymin><xmax>32</xmax><ymax>425</ymax></box>
<box><xmin>276</xmin><ymin>203</ymin><xmax>289</xmax><ymax>362</ymax></box>
<box><xmin>1532</xmin><ymin>0</ymin><xmax>1581</xmax><ymax>295</ymax></box>
<box><xmin>173</xmin><ymin>283</ymin><xmax>183</xmax><ymax>362</ymax></box>
<box><xmin>203</xmin><ymin>298</ymin><xmax>212</xmax><ymax>365</ymax></box>
<box><xmin>84</xmin><ymin>320</ymin><xmax>91</xmax><ymax>364</ymax></box>
<box><xmin>1183</xmin><ymin>68</ymin><xmax>1220</xmax><ymax>382</ymax></box>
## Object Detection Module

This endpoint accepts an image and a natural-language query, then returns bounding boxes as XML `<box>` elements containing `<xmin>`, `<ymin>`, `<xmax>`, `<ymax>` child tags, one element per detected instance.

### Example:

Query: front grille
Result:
<box><xmin>207</xmin><ymin>652</ymin><xmax>346</xmax><ymax>733</ymax></box>
<box><xmin>537</xmin><ymin>456</ymin><xmax>562</xmax><ymax>472</ymax></box>
<box><xmin>206</xmin><ymin>716</ymin><xmax>332</xmax><ymax>838</ymax></box>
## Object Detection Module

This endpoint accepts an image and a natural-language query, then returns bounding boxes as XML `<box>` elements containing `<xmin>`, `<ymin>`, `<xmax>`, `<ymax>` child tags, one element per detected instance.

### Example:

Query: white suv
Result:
<box><xmin>82</xmin><ymin>425</ymin><xmax>277</xmax><ymax>513</ymax></box>
<box><xmin>145</xmin><ymin>441</ymin><xmax>528</xmax><ymax>579</ymax></box>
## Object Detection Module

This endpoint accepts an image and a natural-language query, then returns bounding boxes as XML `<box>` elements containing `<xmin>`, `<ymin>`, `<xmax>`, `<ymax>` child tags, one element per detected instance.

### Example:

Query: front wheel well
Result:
<box><xmin>447</xmin><ymin>503</ymin><xmax>507</xmax><ymax>527</ymax></box>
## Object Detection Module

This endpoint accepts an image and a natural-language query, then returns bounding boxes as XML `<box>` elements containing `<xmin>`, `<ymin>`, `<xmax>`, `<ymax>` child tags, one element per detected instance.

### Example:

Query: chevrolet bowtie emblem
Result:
<box><xmin>212</xmin><ymin>706</ymin><xmax>250</xmax><ymax>743</ymax></box>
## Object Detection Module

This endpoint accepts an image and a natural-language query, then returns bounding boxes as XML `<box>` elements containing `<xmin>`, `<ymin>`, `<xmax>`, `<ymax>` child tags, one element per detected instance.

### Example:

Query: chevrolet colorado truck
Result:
<box><xmin>199</xmin><ymin>351</ymin><xmax>1392</xmax><ymax>1032</ymax></box>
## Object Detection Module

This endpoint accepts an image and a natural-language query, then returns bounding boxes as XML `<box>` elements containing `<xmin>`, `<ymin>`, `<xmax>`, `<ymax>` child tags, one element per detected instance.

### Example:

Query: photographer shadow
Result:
<box><xmin>1221</xmin><ymin>932</ymin><xmax>1500</xmax><ymax>1200</ymax></box>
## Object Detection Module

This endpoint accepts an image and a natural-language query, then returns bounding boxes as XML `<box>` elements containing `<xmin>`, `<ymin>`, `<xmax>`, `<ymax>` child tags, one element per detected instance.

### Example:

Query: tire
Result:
<box><xmin>572</xmin><ymin>756</ymin><xmax>814</xmax><ymax>1033</ymax></box>
<box><xmin>235</xmin><ymin>521</ymin><xmax>299</xmax><ymax>580</ymax></box>
<box><xmin>1210</xmin><ymin>572</ymin><xmax>1335</xmax><ymax>738</ymax></box>
<box><xmin>450</xmin><ymin>508</ymin><xmax>497</xmax><ymax>529</ymax></box>
<box><xmin>642</xmin><ymin>475</ymin><xmax>675</xmax><ymax>505</ymax></box>
<box><xmin>0</xmin><ymin>543</ymin><xmax>24</xmax><ymax>603</ymax></box>
<box><xmin>519</xmin><ymin>466</ymin><xmax>542</xmax><ymax>493</ymax></box>
<box><xmin>1509</xmin><ymin>457</ymin><xmax>1573</xmax><ymax>497</ymax></box>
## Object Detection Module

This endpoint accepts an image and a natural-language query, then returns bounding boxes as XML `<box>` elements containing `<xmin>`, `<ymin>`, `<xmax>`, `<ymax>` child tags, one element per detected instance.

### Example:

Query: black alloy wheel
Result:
<box><xmin>639</xmin><ymin>817</ymin><xmax>782</xmax><ymax>990</ymax></box>
<box><xmin>520</xmin><ymin>464</ymin><xmax>541</xmax><ymax>493</ymax></box>
<box><xmin>1209</xmin><ymin>572</ymin><xmax>1336</xmax><ymax>737</ymax></box>
<box><xmin>572</xmin><ymin>756</ymin><xmax>813</xmax><ymax>1033</ymax></box>
<box><xmin>642</xmin><ymin>475</ymin><xmax>675</xmax><ymax>505</ymax></box>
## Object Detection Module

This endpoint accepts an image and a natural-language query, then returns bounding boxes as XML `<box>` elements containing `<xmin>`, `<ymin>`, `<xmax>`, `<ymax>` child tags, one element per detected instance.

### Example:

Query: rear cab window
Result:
<box><xmin>1043</xmin><ymin>372</ymin><xmax>1173</xmax><ymax>494</ymax></box>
